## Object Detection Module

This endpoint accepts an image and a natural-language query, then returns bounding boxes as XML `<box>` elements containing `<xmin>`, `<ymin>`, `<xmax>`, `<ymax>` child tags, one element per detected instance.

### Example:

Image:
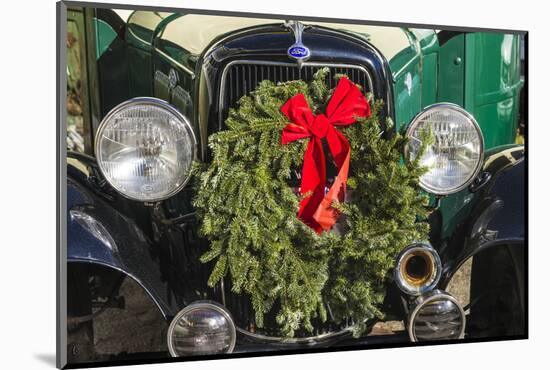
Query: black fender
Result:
<box><xmin>439</xmin><ymin>145</ymin><xmax>525</xmax><ymax>337</ymax></box>
<box><xmin>440</xmin><ymin>145</ymin><xmax>525</xmax><ymax>286</ymax></box>
<box><xmin>67</xmin><ymin>153</ymin><xmax>179</xmax><ymax>320</ymax></box>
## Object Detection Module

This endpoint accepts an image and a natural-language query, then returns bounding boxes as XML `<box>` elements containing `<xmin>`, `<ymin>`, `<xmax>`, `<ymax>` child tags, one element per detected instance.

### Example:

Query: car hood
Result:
<box><xmin>159</xmin><ymin>14</ymin><xmax>416</xmax><ymax>60</ymax></box>
<box><xmin>124</xmin><ymin>12</ymin><xmax>438</xmax><ymax>76</ymax></box>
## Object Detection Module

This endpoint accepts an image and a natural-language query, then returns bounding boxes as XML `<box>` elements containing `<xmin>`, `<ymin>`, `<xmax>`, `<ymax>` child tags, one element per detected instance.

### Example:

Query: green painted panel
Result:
<box><xmin>389</xmin><ymin>30</ymin><xmax>439</xmax><ymax>131</ymax></box>
<box><xmin>469</xmin><ymin>33</ymin><xmax>521</xmax><ymax>104</ymax></box>
<box><xmin>388</xmin><ymin>30</ymin><xmax>422</xmax><ymax>131</ymax></box>
<box><xmin>475</xmin><ymin>96</ymin><xmax>518</xmax><ymax>148</ymax></box>
<box><xmin>464</xmin><ymin>34</ymin><xmax>476</xmax><ymax>113</ymax></box>
<box><xmin>93</xmin><ymin>19</ymin><xmax>117</xmax><ymax>58</ymax></box>
<box><xmin>388</xmin><ymin>45</ymin><xmax>418</xmax><ymax>81</ymax></box>
<box><xmin>465</xmin><ymin>33</ymin><xmax>522</xmax><ymax>148</ymax></box>
<box><xmin>421</xmin><ymin>53</ymin><xmax>438</xmax><ymax>108</ymax></box>
<box><xmin>393</xmin><ymin>62</ymin><xmax>422</xmax><ymax>131</ymax></box>
<box><xmin>437</xmin><ymin>34</ymin><xmax>465</xmax><ymax>106</ymax></box>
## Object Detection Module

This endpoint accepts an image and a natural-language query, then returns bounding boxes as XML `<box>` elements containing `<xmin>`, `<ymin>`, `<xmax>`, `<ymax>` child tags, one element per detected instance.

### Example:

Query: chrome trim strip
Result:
<box><xmin>154</xmin><ymin>48</ymin><xmax>196</xmax><ymax>78</ymax></box>
<box><xmin>218</xmin><ymin>60</ymin><xmax>375</xmax><ymax>128</ymax></box>
<box><xmin>236</xmin><ymin>325</ymin><xmax>353</xmax><ymax>344</ymax></box>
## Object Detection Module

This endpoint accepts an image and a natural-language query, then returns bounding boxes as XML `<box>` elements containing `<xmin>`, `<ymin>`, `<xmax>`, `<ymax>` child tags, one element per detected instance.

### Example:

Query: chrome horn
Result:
<box><xmin>394</xmin><ymin>242</ymin><xmax>442</xmax><ymax>296</ymax></box>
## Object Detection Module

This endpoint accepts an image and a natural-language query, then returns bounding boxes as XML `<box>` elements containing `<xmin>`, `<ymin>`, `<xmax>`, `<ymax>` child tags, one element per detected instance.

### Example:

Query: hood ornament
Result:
<box><xmin>285</xmin><ymin>20</ymin><xmax>310</xmax><ymax>68</ymax></box>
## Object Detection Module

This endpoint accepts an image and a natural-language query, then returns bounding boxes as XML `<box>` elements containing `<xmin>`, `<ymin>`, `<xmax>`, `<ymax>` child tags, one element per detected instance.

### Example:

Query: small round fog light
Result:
<box><xmin>167</xmin><ymin>301</ymin><xmax>236</xmax><ymax>357</ymax></box>
<box><xmin>408</xmin><ymin>290</ymin><xmax>465</xmax><ymax>342</ymax></box>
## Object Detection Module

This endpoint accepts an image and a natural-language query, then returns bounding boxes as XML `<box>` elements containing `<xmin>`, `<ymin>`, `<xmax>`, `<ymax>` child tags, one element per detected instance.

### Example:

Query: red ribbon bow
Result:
<box><xmin>281</xmin><ymin>77</ymin><xmax>371</xmax><ymax>233</ymax></box>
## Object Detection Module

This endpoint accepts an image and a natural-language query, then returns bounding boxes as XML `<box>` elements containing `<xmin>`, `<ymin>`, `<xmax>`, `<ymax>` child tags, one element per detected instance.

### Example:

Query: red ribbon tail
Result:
<box><xmin>312</xmin><ymin>144</ymin><xmax>350</xmax><ymax>232</ymax></box>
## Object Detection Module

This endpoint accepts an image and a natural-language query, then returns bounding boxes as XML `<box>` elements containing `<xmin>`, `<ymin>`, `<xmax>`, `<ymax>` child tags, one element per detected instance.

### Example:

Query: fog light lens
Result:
<box><xmin>408</xmin><ymin>290</ymin><xmax>465</xmax><ymax>342</ymax></box>
<box><xmin>167</xmin><ymin>302</ymin><xmax>236</xmax><ymax>357</ymax></box>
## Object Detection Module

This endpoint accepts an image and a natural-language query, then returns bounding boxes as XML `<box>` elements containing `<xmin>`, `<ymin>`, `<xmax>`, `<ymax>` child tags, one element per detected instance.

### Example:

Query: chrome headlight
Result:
<box><xmin>406</xmin><ymin>103</ymin><xmax>484</xmax><ymax>195</ymax></box>
<box><xmin>408</xmin><ymin>290</ymin><xmax>466</xmax><ymax>342</ymax></box>
<box><xmin>95</xmin><ymin>98</ymin><xmax>196</xmax><ymax>202</ymax></box>
<box><xmin>167</xmin><ymin>302</ymin><xmax>236</xmax><ymax>357</ymax></box>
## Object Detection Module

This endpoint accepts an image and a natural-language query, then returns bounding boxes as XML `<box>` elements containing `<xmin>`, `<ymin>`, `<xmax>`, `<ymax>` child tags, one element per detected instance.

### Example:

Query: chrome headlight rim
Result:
<box><xmin>167</xmin><ymin>301</ymin><xmax>237</xmax><ymax>357</ymax></box>
<box><xmin>94</xmin><ymin>97</ymin><xmax>197</xmax><ymax>202</ymax></box>
<box><xmin>405</xmin><ymin>102</ymin><xmax>485</xmax><ymax>196</ymax></box>
<box><xmin>394</xmin><ymin>242</ymin><xmax>442</xmax><ymax>296</ymax></box>
<box><xmin>407</xmin><ymin>289</ymin><xmax>466</xmax><ymax>342</ymax></box>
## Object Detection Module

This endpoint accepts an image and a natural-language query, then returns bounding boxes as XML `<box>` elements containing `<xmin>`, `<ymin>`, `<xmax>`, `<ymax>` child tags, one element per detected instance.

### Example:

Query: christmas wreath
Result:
<box><xmin>193</xmin><ymin>68</ymin><xmax>431</xmax><ymax>337</ymax></box>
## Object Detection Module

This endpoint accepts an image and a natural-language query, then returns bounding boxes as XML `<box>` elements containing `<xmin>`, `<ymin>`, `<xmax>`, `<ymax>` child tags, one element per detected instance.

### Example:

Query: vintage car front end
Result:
<box><xmin>66</xmin><ymin>8</ymin><xmax>525</xmax><ymax>361</ymax></box>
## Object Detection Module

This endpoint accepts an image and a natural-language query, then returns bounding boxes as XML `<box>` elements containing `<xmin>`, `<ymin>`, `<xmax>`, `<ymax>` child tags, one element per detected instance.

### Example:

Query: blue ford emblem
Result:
<box><xmin>285</xmin><ymin>21</ymin><xmax>311</xmax><ymax>65</ymax></box>
<box><xmin>288</xmin><ymin>45</ymin><xmax>310</xmax><ymax>59</ymax></box>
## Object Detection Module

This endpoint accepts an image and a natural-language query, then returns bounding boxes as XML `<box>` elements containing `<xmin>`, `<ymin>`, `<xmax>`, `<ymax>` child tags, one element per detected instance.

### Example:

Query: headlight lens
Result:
<box><xmin>167</xmin><ymin>302</ymin><xmax>236</xmax><ymax>357</ymax></box>
<box><xmin>408</xmin><ymin>290</ymin><xmax>466</xmax><ymax>342</ymax></box>
<box><xmin>406</xmin><ymin>103</ymin><xmax>484</xmax><ymax>195</ymax></box>
<box><xmin>95</xmin><ymin>98</ymin><xmax>196</xmax><ymax>202</ymax></box>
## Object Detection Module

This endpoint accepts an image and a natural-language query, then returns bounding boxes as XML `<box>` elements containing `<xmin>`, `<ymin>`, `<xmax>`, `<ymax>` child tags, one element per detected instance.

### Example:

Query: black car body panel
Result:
<box><xmin>67</xmin><ymin>155</ymin><xmax>179</xmax><ymax>320</ymax></box>
<box><xmin>439</xmin><ymin>145</ymin><xmax>525</xmax><ymax>287</ymax></box>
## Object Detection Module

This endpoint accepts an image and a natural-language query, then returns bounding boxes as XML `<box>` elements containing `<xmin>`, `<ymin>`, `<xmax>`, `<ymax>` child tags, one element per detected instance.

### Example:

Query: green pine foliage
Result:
<box><xmin>193</xmin><ymin>68</ymin><xmax>431</xmax><ymax>337</ymax></box>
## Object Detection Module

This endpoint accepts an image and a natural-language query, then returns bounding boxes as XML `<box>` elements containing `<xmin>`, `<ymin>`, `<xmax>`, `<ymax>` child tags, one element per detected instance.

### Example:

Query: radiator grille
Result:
<box><xmin>219</xmin><ymin>62</ymin><xmax>373</xmax><ymax>125</ymax></box>
<box><xmin>217</xmin><ymin>61</ymin><xmax>373</xmax><ymax>338</ymax></box>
